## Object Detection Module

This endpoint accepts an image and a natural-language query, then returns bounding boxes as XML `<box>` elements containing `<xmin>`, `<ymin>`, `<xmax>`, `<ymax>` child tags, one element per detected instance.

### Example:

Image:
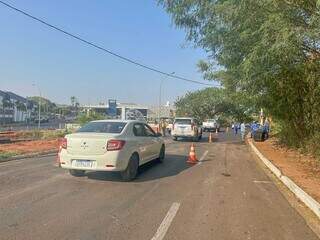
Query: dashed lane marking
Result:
<box><xmin>198</xmin><ymin>150</ymin><xmax>209</xmax><ymax>165</ymax></box>
<box><xmin>151</xmin><ymin>202</ymin><xmax>180</xmax><ymax>240</ymax></box>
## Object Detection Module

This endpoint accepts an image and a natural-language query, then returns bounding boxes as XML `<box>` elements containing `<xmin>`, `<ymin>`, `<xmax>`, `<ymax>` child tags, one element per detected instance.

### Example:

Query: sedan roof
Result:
<box><xmin>91</xmin><ymin>119</ymin><xmax>146</xmax><ymax>124</ymax></box>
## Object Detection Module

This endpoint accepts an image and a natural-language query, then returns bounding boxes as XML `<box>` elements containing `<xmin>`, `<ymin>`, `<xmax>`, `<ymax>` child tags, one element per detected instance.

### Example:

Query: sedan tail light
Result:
<box><xmin>59</xmin><ymin>138</ymin><xmax>67</xmax><ymax>150</ymax></box>
<box><xmin>107</xmin><ymin>140</ymin><xmax>126</xmax><ymax>151</ymax></box>
<box><xmin>56</xmin><ymin>138</ymin><xmax>67</xmax><ymax>167</ymax></box>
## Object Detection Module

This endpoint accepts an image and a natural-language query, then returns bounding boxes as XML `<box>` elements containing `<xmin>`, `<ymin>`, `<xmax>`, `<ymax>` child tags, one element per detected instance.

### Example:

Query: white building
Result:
<box><xmin>0</xmin><ymin>90</ymin><xmax>32</xmax><ymax>123</ymax></box>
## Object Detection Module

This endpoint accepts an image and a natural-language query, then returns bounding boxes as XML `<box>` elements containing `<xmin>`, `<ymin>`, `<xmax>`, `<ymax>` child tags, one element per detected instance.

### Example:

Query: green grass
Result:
<box><xmin>0</xmin><ymin>151</ymin><xmax>20</xmax><ymax>160</ymax></box>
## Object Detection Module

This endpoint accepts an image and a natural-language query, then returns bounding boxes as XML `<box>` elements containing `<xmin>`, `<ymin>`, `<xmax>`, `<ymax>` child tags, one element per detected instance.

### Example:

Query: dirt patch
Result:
<box><xmin>0</xmin><ymin>139</ymin><xmax>59</xmax><ymax>155</ymax></box>
<box><xmin>253</xmin><ymin>136</ymin><xmax>320</xmax><ymax>202</ymax></box>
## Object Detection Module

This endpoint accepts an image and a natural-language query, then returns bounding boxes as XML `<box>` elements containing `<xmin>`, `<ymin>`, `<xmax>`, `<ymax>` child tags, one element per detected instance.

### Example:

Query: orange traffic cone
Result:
<box><xmin>208</xmin><ymin>132</ymin><xmax>212</xmax><ymax>143</ymax></box>
<box><xmin>187</xmin><ymin>143</ymin><xmax>198</xmax><ymax>164</ymax></box>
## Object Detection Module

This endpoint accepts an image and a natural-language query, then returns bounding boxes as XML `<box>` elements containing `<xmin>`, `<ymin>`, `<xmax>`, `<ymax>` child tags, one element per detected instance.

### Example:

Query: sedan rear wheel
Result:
<box><xmin>69</xmin><ymin>169</ymin><xmax>85</xmax><ymax>177</ymax></box>
<box><xmin>120</xmin><ymin>154</ymin><xmax>139</xmax><ymax>181</ymax></box>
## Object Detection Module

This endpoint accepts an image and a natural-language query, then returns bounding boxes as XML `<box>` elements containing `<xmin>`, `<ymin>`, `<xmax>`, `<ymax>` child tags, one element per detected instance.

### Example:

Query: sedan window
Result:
<box><xmin>174</xmin><ymin>119</ymin><xmax>192</xmax><ymax>125</ymax></box>
<box><xmin>144</xmin><ymin>124</ymin><xmax>156</xmax><ymax>137</ymax></box>
<box><xmin>133</xmin><ymin>123</ymin><xmax>145</xmax><ymax>136</ymax></box>
<box><xmin>77</xmin><ymin>122</ymin><xmax>126</xmax><ymax>134</ymax></box>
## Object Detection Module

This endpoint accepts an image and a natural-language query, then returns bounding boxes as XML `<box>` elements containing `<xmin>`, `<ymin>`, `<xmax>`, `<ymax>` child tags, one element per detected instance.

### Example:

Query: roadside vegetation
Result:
<box><xmin>16</xmin><ymin>129</ymin><xmax>68</xmax><ymax>140</ymax></box>
<box><xmin>175</xmin><ymin>88</ymin><xmax>255</xmax><ymax>126</ymax></box>
<box><xmin>0</xmin><ymin>130</ymin><xmax>64</xmax><ymax>160</ymax></box>
<box><xmin>0</xmin><ymin>151</ymin><xmax>19</xmax><ymax>160</ymax></box>
<box><xmin>160</xmin><ymin>0</ymin><xmax>320</xmax><ymax>158</ymax></box>
<box><xmin>76</xmin><ymin>112</ymin><xmax>105</xmax><ymax>126</ymax></box>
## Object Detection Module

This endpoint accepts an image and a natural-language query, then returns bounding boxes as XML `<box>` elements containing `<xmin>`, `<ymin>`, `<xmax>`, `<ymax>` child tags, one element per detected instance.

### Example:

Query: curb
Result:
<box><xmin>248</xmin><ymin>138</ymin><xmax>320</xmax><ymax>219</ymax></box>
<box><xmin>0</xmin><ymin>149</ymin><xmax>58</xmax><ymax>163</ymax></box>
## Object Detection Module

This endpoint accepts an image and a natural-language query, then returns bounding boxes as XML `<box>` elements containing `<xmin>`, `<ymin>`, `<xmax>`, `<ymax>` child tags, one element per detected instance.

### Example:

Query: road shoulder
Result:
<box><xmin>247</xmin><ymin>137</ymin><xmax>320</xmax><ymax>237</ymax></box>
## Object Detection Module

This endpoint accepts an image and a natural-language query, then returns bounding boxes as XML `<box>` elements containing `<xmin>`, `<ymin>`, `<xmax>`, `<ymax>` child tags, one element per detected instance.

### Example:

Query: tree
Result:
<box><xmin>28</xmin><ymin>96</ymin><xmax>57</xmax><ymax>114</ymax></box>
<box><xmin>160</xmin><ymin>0</ymin><xmax>320</xmax><ymax>153</ymax></box>
<box><xmin>175</xmin><ymin>88</ymin><xmax>254</xmax><ymax>124</ymax></box>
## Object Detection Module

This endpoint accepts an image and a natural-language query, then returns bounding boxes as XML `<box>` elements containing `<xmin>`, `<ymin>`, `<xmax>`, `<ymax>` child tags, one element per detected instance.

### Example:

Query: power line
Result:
<box><xmin>0</xmin><ymin>0</ymin><xmax>216</xmax><ymax>86</ymax></box>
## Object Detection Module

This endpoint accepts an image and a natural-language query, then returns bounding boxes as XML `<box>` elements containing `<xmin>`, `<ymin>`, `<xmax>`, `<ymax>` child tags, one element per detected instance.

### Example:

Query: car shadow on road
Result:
<box><xmin>85</xmin><ymin>154</ymin><xmax>194</xmax><ymax>182</ymax></box>
<box><xmin>173</xmin><ymin>138</ymin><xmax>208</xmax><ymax>143</ymax></box>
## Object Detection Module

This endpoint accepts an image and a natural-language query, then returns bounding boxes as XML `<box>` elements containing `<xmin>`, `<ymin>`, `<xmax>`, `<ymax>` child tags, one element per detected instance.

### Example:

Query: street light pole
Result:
<box><xmin>32</xmin><ymin>84</ymin><xmax>41</xmax><ymax>129</ymax></box>
<box><xmin>158</xmin><ymin>72</ymin><xmax>175</xmax><ymax>123</ymax></box>
<box><xmin>158</xmin><ymin>79</ymin><xmax>163</xmax><ymax>123</ymax></box>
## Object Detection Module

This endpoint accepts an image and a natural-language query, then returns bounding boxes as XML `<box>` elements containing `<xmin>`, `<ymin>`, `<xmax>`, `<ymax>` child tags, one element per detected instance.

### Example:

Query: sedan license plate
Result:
<box><xmin>72</xmin><ymin>160</ymin><xmax>95</xmax><ymax>168</ymax></box>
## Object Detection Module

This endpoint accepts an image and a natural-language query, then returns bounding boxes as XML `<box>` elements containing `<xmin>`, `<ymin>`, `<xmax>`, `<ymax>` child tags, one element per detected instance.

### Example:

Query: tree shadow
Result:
<box><xmin>85</xmin><ymin>154</ymin><xmax>193</xmax><ymax>182</ymax></box>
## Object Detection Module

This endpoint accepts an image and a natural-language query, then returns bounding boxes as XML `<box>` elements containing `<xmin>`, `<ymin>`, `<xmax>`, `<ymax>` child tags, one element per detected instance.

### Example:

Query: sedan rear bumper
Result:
<box><xmin>172</xmin><ymin>132</ymin><xmax>197</xmax><ymax>138</ymax></box>
<box><xmin>58</xmin><ymin>149</ymin><xmax>131</xmax><ymax>172</ymax></box>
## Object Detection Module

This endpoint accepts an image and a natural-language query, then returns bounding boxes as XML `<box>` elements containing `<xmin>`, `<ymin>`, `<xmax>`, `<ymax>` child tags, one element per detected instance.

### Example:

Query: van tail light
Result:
<box><xmin>107</xmin><ymin>140</ymin><xmax>126</xmax><ymax>151</ymax></box>
<box><xmin>59</xmin><ymin>138</ymin><xmax>67</xmax><ymax>149</ymax></box>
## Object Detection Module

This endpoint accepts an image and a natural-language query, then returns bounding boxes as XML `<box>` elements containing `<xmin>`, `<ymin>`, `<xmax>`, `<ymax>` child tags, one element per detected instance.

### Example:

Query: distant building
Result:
<box><xmin>0</xmin><ymin>90</ymin><xmax>32</xmax><ymax>123</ymax></box>
<box><xmin>147</xmin><ymin>104</ymin><xmax>176</xmax><ymax>121</ymax></box>
<box><xmin>82</xmin><ymin>102</ymin><xmax>148</xmax><ymax>120</ymax></box>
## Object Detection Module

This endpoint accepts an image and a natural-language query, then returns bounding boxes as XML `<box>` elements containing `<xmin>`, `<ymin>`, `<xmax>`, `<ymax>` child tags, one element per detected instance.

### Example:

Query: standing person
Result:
<box><xmin>234</xmin><ymin>122</ymin><xmax>238</xmax><ymax>135</ymax></box>
<box><xmin>251</xmin><ymin>121</ymin><xmax>258</xmax><ymax>138</ymax></box>
<box><xmin>264</xmin><ymin>118</ymin><xmax>270</xmax><ymax>139</ymax></box>
<box><xmin>160</xmin><ymin>119</ymin><xmax>167</xmax><ymax>137</ymax></box>
<box><xmin>240</xmin><ymin>122</ymin><xmax>246</xmax><ymax>141</ymax></box>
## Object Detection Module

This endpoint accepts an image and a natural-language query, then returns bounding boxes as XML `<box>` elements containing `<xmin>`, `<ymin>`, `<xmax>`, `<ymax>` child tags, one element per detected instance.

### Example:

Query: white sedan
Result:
<box><xmin>58</xmin><ymin>120</ymin><xmax>165</xmax><ymax>181</ymax></box>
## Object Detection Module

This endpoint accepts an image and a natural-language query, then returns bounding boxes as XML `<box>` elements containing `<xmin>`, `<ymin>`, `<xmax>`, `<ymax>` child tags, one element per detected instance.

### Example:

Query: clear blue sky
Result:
<box><xmin>0</xmin><ymin>0</ymin><xmax>210</xmax><ymax>106</ymax></box>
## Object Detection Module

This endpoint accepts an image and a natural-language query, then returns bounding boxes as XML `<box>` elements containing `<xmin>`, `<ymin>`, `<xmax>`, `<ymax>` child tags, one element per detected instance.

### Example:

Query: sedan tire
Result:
<box><xmin>120</xmin><ymin>153</ymin><xmax>139</xmax><ymax>181</ymax></box>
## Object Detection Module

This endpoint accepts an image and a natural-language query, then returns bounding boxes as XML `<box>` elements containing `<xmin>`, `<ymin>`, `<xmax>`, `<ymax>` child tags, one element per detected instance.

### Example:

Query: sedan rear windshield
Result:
<box><xmin>174</xmin><ymin>119</ymin><xmax>192</xmax><ymax>125</ymax></box>
<box><xmin>77</xmin><ymin>122</ymin><xmax>127</xmax><ymax>134</ymax></box>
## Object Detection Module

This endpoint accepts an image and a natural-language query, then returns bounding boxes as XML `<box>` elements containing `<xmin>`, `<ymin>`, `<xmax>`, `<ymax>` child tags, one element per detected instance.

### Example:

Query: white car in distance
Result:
<box><xmin>171</xmin><ymin>117</ymin><xmax>202</xmax><ymax>141</ymax></box>
<box><xmin>58</xmin><ymin>120</ymin><xmax>165</xmax><ymax>181</ymax></box>
<box><xmin>202</xmin><ymin>119</ymin><xmax>220</xmax><ymax>132</ymax></box>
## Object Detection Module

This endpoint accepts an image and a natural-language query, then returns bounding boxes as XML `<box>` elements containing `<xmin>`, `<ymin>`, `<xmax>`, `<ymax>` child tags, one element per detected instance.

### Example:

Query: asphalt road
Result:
<box><xmin>0</xmin><ymin>132</ymin><xmax>318</xmax><ymax>240</ymax></box>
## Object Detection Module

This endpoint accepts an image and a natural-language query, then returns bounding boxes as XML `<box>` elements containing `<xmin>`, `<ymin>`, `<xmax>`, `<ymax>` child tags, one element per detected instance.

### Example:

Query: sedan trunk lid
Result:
<box><xmin>66</xmin><ymin>133</ymin><xmax>118</xmax><ymax>155</ymax></box>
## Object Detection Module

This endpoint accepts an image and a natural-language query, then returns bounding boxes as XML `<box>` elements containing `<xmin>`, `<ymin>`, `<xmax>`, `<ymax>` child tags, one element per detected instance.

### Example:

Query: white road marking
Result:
<box><xmin>253</xmin><ymin>180</ymin><xmax>272</xmax><ymax>184</ymax></box>
<box><xmin>198</xmin><ymin>150</ymin><xmax>209</xmax><ymax>165</ymax></box>
<box><xmin>151</xmin><ymin>202</ymin><xmax>180</xmax><ymax>240</ymax></box>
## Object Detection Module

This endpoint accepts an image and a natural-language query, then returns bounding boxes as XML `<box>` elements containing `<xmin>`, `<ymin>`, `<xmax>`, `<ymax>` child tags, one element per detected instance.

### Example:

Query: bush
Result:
<box><xmin>274</xmin><ymin>120</ymin><xmax>320</xmax><ymax>160</ymax></box>
<box><xmin>0</xmin><ymin>151</ymin><xmax>19</xmax><ymax>159</ymax></box>
<box><xmin>76</xmin><ymin>113</ymin><xmax>105</xmax><ymax>126</ymax></box>
<box><xmin>17</xmin><ymin>129</ymin><xmax>69</xmax><ymax>140</ymax></box>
